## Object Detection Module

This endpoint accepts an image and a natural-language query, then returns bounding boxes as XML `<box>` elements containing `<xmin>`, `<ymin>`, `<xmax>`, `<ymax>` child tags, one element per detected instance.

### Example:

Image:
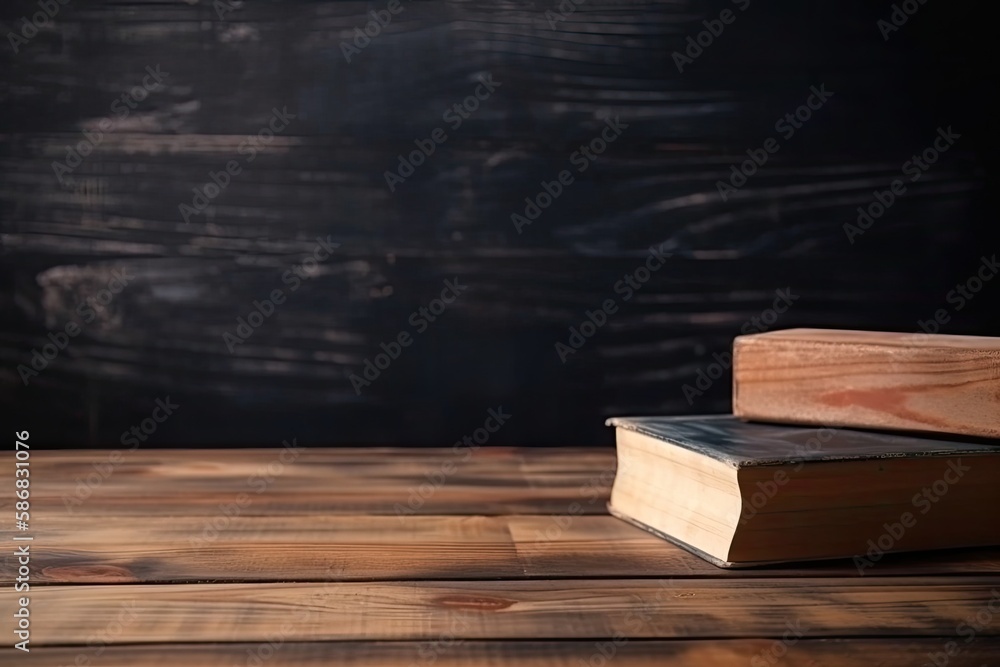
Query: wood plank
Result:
<box><xmin>15</xmin><ymin>446</ymin><xmax>612</xmax><ymax>468</ymax></box>
<box><xmin>0</xmin><ymin>515</ymin><xmax>523</xmax><ymax>583</ymax></box>
<box><xmin>6</xmin><ymin>639</ymin><xmax>1000</xmax><ymax>667</ymax></box>
<box><xmin>0</xmin><ymin>447</ymin><xmax>617</xmax><ymax>516</ymax></box>
<box><xmin>508</xmin><ymin>515</ymin><xmax>1000</xmax><ymax>580</ymax></box>
<box><xmin>5</xmin><ymin>515</ymin><xmax>1000</xmax><ymax>585</ymax></box>
<box><xmin>733</xmin><ymin>329</ymin><xmax>1000</xmax><ymax>438</ymax></box>
<box><xmin>3</xmin><ymin>579</ymin><xmax>999</xmax><ymax>644</ymax></box>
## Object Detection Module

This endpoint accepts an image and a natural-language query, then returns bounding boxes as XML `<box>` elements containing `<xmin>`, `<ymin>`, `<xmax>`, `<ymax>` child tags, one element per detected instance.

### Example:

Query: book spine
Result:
<box><xmin>732</xmin><ymin>330</ymin><xmax>1000</xmax><ymax>438</ymax></box>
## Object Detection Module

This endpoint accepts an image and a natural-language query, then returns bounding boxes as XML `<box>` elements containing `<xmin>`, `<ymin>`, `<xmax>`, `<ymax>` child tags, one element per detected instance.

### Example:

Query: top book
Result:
<box><xmin>733</xmin><ymin>329</ymin><xmax>1000</xmax><ymax>439</ymax></box>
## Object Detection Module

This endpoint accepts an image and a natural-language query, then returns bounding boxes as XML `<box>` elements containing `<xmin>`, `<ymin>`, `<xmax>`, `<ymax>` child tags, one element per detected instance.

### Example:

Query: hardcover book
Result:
<box><xmin>607</xmin><ymin>415</ymin><xmax>1000</xmax><ymax>567</ymax></box>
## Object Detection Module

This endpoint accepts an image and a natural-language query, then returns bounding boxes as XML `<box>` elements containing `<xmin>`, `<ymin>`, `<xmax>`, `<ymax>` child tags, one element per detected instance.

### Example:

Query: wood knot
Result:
<box><xmin>434</xmin><ymin>595</ymin><xmax>515</xmax><ymax>611</ymax></box>
<box><xmin>43</xmin><ymin>564</ymin><xmax>137</xmax><ymax>583</ymax></box>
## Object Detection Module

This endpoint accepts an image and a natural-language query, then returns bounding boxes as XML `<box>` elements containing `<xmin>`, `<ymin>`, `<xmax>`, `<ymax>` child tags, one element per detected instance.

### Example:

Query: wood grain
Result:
<box><xmin>733</xmin><ymin>329</ymin><xmax>1000</xmax><ymax>438</ymax></box>
<box><xmin>0</xmin><ymin>447</ymin><xmax>617</xmax><ymax>516</ymax></box>
<box><xmin>6</xmin><ymin>639</ymin><xmax>1000</xmax><ymax>667</ymax></box>
<box><xmin>4</xmin><ymin>446</ymin><xmax>997</xmax><ymax>662</ymax></box>
<box><xmin>5</xmin><ymin>514</ymin><xmax>999</xmax><ymax>585</ymax></box>
<box><xmin>2</xmin><ymin>0</ymin><xmax>993</xmax><ymax>446</ymax></box>
<box><xmin>4</xmin><ymin>579</ymin><xmax>1000</xmax><ymax>645</ymax></box>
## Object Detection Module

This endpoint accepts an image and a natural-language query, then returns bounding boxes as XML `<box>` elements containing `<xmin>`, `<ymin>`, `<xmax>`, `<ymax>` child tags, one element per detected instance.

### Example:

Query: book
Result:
<box><xmin>733</xmin><ymin>328</ymin><xmax>1000</xmax><ymax>438</ymax></box>
<box><xmin>606</xmin><ymin>415</ymin><xmax>1000</xmax><ymax>568</ymax></box>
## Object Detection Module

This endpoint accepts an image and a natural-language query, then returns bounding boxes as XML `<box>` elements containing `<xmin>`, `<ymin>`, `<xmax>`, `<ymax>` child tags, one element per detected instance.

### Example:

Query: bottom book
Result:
<box><xmin>606</xmin><ymin>415</ymin><xmax>1000</xmax><ymax>568</ymax></box>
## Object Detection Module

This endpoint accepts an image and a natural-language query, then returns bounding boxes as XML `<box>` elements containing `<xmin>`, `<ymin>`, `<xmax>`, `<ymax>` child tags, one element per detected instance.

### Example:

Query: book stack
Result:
<box><xmin>607</xmin><ymin>329</ymin><xmax>1000</xmax><ymax>568</ymax></box>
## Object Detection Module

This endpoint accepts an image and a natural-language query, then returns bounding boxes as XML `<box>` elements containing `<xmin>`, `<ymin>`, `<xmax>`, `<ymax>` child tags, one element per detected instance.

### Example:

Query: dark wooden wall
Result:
<box><xmin>1</xmin><ymin>0</ymin><xmax>996</xmax><ymax>446</ymax></box>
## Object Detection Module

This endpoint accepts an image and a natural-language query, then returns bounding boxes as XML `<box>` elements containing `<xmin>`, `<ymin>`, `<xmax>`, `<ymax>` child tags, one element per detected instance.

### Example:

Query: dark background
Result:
<box><xmin>1</xmin><ymin>0</ymin><xmax>996</xmax><ymax>447</ymax></box>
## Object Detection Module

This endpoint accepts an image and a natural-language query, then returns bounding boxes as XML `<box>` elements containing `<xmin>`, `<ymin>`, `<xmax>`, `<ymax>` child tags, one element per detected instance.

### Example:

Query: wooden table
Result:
<box><xmin>3</xmin><ymin>447</ymin><xmax>999</xmax><ymax>665</ymax></box>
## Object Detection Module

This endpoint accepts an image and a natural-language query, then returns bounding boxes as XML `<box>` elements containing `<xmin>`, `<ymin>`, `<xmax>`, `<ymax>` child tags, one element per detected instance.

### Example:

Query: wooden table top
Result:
<box><xmin>3</xmin><ymin>447</ymin><xmax>999</xmax><ymax>666</ymax></box>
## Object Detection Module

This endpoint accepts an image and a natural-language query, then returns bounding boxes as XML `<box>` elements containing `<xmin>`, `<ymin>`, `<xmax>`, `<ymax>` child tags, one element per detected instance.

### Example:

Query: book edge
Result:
<box><xmin>605</xmin><ymin>416</ymin><xmax>1000</xmax><ymax>467</ymax></box>
<box><xmin>606</xmin><ymin>415</ymin><xmax>746</xmax><ymax>468</ymax></box>
<box><xmin>607</xmin><ymin>503</ymin><xmax>738</xmax><ymax>568</ymax></box>
<box><xmin>734</xmin><ymin>328</ymin><xmax>1000</xmax><ymax>352</ymax></box>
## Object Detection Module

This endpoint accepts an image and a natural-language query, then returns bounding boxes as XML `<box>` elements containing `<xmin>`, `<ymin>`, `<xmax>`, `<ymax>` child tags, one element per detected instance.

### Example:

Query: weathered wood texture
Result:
<box><xmin>2</xmin><ymin>447</ymin><xmax>1000</xmax><ymax>664</ymax></box>
<box><xmin>733</xmin><ymin>329</ymin><xmax>1000</xmax><ymax>437</ymax></box>
<box><xmin>8</xmin><ymin>639</ymin><xmax>1000</xmax><ymax>667</ymax></box>
<box><xmin>5</xmin><ymin>449</ymin><xmax>1000</xmax><ymax>587</ymax></box>
<box><xmin>1</xmin><ymin>0</ymin><xmax>996</xmax><ymax>445</ymax></box>
<box><xmin>0</xmin><ymin>447</ymin><xmax>617</xmax><ymax>515</ymax></box>
<box><xmin>6</xmin><ymin>578</ymin><xmax>1000</xmax><ymax>644</ymax></box>
<box><xmin>6</xmin><ymin>514</ymin><xmax>1000</xmax><ymax>584</ymax></box>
